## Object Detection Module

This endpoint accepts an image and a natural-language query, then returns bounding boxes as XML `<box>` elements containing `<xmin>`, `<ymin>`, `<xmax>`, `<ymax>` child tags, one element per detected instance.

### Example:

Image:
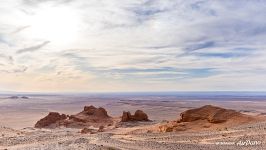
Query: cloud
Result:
<box><xmin>94</xmin><ymin>67</ymin><xmax>217</xmax><ymax>82</ymax></box>
<box><xmin>0</xmin><ymin>34</ymin><xmax>9</xmax><ymax>45</ymax></box>
<box><xmin>0</xmin><ymin>53</ymin><xmax>27</xmax><ymax>74</ymax></box>
<box><xmin>185</xmin><ymin>41</ymin><xmax>215</xmax><ymax>52</ymax></box>
<box><xmin>193</xmin><ymin>52</ymin><xmax>249</xmax><ymax>59</ymax></box>
<box><xmin>22</xmin><ymin>0</ymin><xmax>74</xmax><ymax>6</ymax></box>
<box><xmin>12</xmin><ymin>25</ymin><xmax>30</xmax><ymax>34</ymax></box>
<box><xmin>0</xmin><ymin>54</ymin><xmax>13</xmax><ymax>64</ymax></box>
<box><xmin>16</xmin><ymin>41</ymin><xmax>50</xmax><ymax>54</ymax></box>
<box><xmin>1</xmin><ymin>0</ymin><xmax>266</xmax><ymax>91</ymax></box>
<box><xmin>10</xmin><ymin>66</ymin><xmax>28</xmax><ymax>73</ymax></box>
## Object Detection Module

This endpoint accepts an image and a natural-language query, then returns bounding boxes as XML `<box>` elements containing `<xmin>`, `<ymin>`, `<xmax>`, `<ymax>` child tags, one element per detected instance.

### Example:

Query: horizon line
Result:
<box><xmin>1</xmin><ymin>90</ymin><xmax>266</xmax><ymax>95</ymax></box>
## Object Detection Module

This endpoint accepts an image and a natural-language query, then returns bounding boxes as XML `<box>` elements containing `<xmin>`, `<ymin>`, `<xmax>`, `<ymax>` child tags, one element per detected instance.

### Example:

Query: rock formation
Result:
<box><xmin>21</xmin><ymin>96</ymin><xmax>29</xmax><ymax>99</ymax></box>
<box><xmin>180</xmin><ymin>105</ymin><xmax>243</xmax><ymax>123</ymax></box>
<box><xmin>8</xmin><ymin>96</ymin><xmax>29</xmax><ymax>99</ymax></box>
<box><xmin>9</xmin><ymin>96</ymin><xmax>19</xmax><ymax>99</ymax></box>
<box><xmin>158</xmin><ymin>105</ymin><xmax>255</xmax><ymax>132</ymax></box>
<box><xmin>80</xmin><ymin>105</ymin><xmax>110</xmax><ymax>119</ymax></box>
<box><xmin>35</xmin><ymin>112</ymin><xmax>67</xmax><ymax>128</ymax></box>
<box><xmin>35</xmin><ymin>105</ymin><xmax>113</xmax><ymax>129</ymax></box>
<box><xmin>121</xmin><ymin>110</ymin><xmax>149</xmax><ymax>122</ymax></box>
<box><xmin>64</xmin><ymin>105</ymin><xmax>113</xmax><ymax>128</ymax></box>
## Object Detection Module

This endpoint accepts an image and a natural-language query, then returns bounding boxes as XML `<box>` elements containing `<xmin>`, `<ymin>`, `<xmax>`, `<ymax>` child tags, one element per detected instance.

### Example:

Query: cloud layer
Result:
<box><xmin>0</xmin><ymin>0</ymin><xmax>266</xmax><ymax>92</ymax></box>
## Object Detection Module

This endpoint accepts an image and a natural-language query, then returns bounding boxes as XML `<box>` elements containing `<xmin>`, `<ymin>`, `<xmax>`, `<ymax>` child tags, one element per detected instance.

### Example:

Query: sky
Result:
<box><xmin>0</xmin><ymin>0</ymin><xmax>266</xmax><ymax>92</ymax></box>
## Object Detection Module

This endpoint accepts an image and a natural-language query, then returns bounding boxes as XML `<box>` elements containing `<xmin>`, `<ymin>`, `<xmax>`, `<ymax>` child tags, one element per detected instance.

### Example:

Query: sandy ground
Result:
<box><xmin>1</xmin><ymin>121</ymin><xmax>266</xmax><ymax>150</ymax></box>
<box><xmin>1</xmin><ymin>94</ymin><xmax>266</xmax><ymax>149</ymax></box>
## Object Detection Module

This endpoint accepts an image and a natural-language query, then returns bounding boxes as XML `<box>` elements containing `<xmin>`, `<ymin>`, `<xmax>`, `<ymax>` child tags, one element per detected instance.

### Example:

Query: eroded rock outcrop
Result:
<box><xmin>180</xmin><ymin>105</ymin><xmax>242</xmax><ymax>123</ymax></box>
<box><xmin>158</xmin><ymin>105</ymin><xmax>255</xmax><ymax>133</ymax></box>
<box><xmin>35</xmin><ymin>105</ymin><xmax>113</xmax><ymax>129</ymax></box>
<box><xmin>64</xmin><ymin>105</ymin><xmax>113</xmax><ymax>128</ymax></box>
<box><xmin>35</xmin><ymin>112</ymin><xmax>67</xmax><ymax>128</ymax></box>
<box><xmin>21</xmin><ymin>96</ymin><xmax>29</xmax><ymax>99</ymax></box>
<box><xmin>121</xmin><ymin>110</ymin><xmax>149</xmax><ymax>122</ymax></box>
<box><xmin>82</xmin><ymin>105</ymin><xmax>110</xmax><ymax>118</ymax></box>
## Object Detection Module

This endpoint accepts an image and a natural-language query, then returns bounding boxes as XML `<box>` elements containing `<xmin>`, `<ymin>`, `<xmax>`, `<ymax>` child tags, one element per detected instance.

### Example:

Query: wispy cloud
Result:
<box><xmin>185</xmin><ymin>41</ymin><xmax>215</xmax><ymax>52</ymax></box>
<box><xmin>0</xmin><ymin>34</ymin><xmax>9</xmax><ymax>45</ymax></box>
<box><xmin>0</xmin><ymin>65</ymin><xmax>28</xmax><ymax>73</ymax></box>
<box><xmin>0</xmin><ymin>54</ymin><xmax>13</xmax><ymax>64</ymax></box>
<box><xmin>12</xmin><ymin>25</ymin><xmax>30</xmax><ymax>34</ymax></box>
<box><xmin>22</xmin><ymin>0</ymin><xmax>74</xmax><ymax>6</ymax></box>
<box><xmin>16</xmin><ymin>41</ymin><xmax>50</xmax><ymax>54</ymax></box>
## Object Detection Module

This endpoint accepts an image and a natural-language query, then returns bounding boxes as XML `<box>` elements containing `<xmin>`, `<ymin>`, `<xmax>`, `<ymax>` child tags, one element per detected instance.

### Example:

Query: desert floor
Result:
<box><xmin>1</xmin><ymin>94</ymin><xmax>266</xmax><ymax>149</ymax></box>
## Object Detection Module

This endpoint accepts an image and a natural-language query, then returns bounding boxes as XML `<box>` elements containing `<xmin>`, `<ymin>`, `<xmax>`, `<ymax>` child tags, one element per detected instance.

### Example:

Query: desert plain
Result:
<box><xmin>1</xmin><ymin>93</ymin><xmax>266</xmax><ymax>150</ymax></box>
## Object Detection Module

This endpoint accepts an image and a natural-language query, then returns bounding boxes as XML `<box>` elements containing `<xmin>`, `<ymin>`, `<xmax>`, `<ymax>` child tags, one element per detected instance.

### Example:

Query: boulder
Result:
<box><xmin>98</xmin><ymin>125</ymin><xmax>104</xmax><ymax>132</ymax></box>
<box><xmin>158</xmin><ymin>121</ymin><xmax>187</xmax><ymax>133</ymax></box>
<box><xmin>80</xmin><ymin>128</ymin><xmax>94</xmax><ymax>134</ymax></box>
<box><xmin>159</xmin><ymin>125</ymin><xmax>173</xmax><ymax>132</ymax></box>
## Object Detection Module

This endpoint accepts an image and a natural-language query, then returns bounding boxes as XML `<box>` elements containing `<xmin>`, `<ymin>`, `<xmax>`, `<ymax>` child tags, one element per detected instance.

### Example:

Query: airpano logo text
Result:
<box><xmin>236</xmin><ymin>140</ymin><xmax>262</xmax><ymax>146</ymax></box>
